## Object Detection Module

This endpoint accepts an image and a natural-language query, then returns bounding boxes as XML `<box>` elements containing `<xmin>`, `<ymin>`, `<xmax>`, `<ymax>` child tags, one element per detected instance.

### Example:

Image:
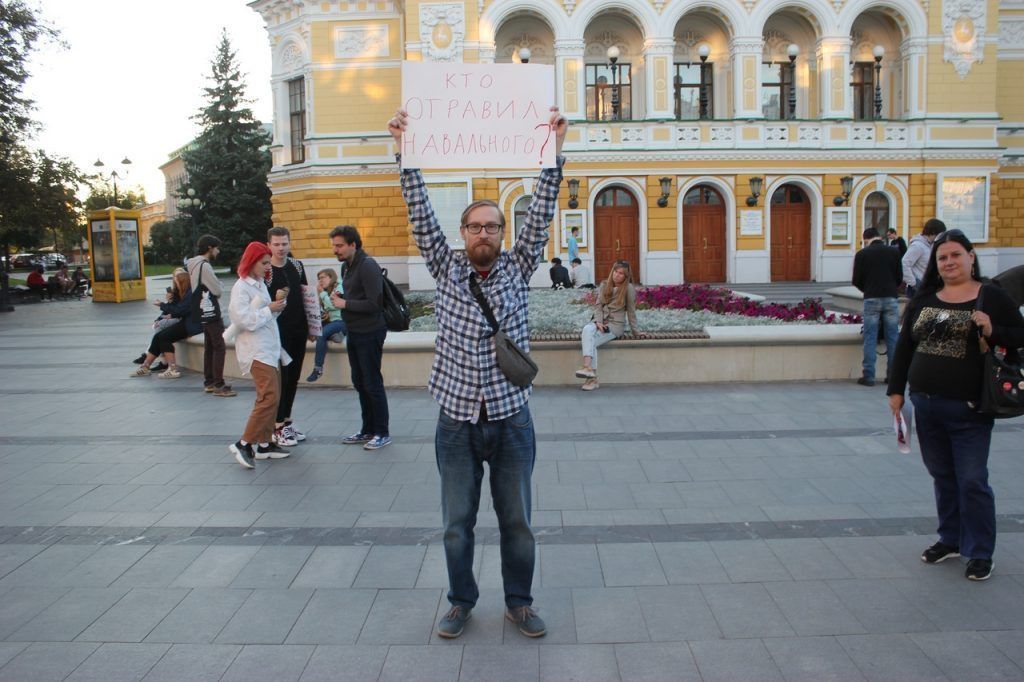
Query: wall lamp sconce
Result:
<box><xmin>833</xmin><ymin>175</ymin><xmax>854</xmax><ymax>205</ymax></box>
<box><xmin>567</xmin><ymin>178</ymin><xmax>580</xmax><ymax>209</ymax></box>
<box><xmin>746</xmin><ymin>176</ymin><xmax>763</xmax><ymax>206</ymax></box>
<box><xmin>518</xmin><ymin>47</ymin><xmax>531</xmax><ymax>64</ymax></box>
<box><xmin>657</xmin><ymin>177</ymin><xmax>672</xmax><ymax>207</ymax></box>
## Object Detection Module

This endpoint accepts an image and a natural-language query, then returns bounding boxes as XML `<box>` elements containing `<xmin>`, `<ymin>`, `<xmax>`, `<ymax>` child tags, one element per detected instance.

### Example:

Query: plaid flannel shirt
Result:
<box><xmin>401</xmin><ymin>156</ymin><xmax>565</xmax><ymax>423</ymax></box>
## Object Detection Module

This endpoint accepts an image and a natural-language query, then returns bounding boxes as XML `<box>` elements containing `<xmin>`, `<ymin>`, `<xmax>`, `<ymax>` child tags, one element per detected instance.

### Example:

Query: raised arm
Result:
<box><xmin>389</xmin><ymin>109</ymin><xmax>454</xmax><ymax>281</ymax></box>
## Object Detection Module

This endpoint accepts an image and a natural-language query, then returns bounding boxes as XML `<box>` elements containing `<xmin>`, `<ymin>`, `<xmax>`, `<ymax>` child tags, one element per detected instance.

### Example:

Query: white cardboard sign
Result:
<box><xmin>400</xmin><ymin>61</ymin><xmax>556</xmax><ymax>169</ymax></box>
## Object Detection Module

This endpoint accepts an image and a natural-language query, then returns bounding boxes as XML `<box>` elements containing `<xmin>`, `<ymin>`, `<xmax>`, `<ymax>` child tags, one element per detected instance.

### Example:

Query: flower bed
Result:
<box><xmin>407</xmin><ymin>285</ymin><xmax>859</xmax><ymax>335</ymax></box>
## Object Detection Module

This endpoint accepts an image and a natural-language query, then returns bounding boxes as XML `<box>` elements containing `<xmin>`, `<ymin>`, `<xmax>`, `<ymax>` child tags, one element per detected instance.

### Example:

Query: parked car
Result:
<box><xmin>39</xmin><ymin>253</ymin><xmax>67</xmax><ymax>269</ymax></box>
<box><xmin>12</xmin><ymin>253</ymin><xmax>40</xmax><ymax>269</ymax></box>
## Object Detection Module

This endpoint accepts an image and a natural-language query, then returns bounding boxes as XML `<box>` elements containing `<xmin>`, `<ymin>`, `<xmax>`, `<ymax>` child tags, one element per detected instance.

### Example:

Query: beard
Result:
<box><xmin>467</xmin><ymin>242</ymin><xmax>500</xmax><ymax>269</ymax></box>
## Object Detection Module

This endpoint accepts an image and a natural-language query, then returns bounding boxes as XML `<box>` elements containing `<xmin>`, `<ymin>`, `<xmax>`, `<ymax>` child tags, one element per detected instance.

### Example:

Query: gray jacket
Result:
<box><xmin>901</xmin><ymin>234</ymin><xmax>932</xmax><ymax>287</ymax></box>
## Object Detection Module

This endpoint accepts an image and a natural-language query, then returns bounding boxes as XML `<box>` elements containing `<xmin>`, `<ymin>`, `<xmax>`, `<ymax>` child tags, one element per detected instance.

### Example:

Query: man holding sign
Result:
<box><xmin>389</xmin><ymin>96</ymin><xmax>567</xmax><ymax>639</ymax></box>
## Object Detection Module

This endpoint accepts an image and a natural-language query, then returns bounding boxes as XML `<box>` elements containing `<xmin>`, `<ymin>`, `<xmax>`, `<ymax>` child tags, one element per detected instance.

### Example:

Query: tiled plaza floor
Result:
<box><xmin>0</xmin><ymin>281</ymin><xmax>1023</xmax><ymax>680</ymax></box>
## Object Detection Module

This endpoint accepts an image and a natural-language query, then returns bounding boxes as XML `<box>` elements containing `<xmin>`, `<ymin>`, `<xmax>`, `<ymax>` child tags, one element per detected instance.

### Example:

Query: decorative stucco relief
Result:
<box><xmin>335</xmin><ymin>25</ymin><xmax>390</xmax><ymax>59</ymax></box>
<box><xmin>942</xmin><ymin>0</ymin><xmax>985</xmax><ymax>78</ymax></box>
<box><xmin>420</xmin><ymin>3</ymin><xmax>465</xmax><ymax>62</ymax></box>
<box><xmin>281</xmin><ymin>42</ymin><xmax>305</xmax><ymax>72</ymax></box>
<box><xmin>1000</xmin><ymin>18</ymin><xmax>1024</xmax><ymax>56</ymax></box>
<box><xmin>498</xmin><ymin>33</ymin><xmax>550</xmax><ymax>62</ymax></box>
<box><xmin>585</xmin><ymin>31</ymin><xmax>630</xmax><ymax>59</ymax></box>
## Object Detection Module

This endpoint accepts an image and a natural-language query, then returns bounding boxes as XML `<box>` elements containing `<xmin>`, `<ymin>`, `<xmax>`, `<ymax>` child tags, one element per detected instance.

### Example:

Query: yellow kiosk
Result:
<box><xmin>87</xmin><ymin>207</ymin><xmax>146</xmax><ymax>303</ymax></box>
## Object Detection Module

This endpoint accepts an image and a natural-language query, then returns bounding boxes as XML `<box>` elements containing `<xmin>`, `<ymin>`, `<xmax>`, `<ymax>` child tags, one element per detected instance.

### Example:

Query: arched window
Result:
<box><xmin>684</xmin><ymin>186</ymin><xmax>723</xmax><ymax>205</ymax></box>
<box><xmin>512</xmin><ymin>195</ymin><xmax>531</xmax><ymax>239</ymax></box>
<box><xmin>865</xmin><ymin>191</ymin><xmax>890</xmax><ymax>232</ymax></box>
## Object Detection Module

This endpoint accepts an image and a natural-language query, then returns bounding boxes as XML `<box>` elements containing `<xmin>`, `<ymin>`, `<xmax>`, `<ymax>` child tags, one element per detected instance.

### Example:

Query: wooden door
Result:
<box><xmin>682</xmin><ymin>185</ymin><xmax>727</xmax><ymax>282</ymax></box>
<box><xmin>593</xmin><ymin>187</ymin><xmax>640</xmax><ymax>283</ymax></box>
<box><xmin>769</xmin><ymin>184</ymin><xmax>812</xmax><ymax>281</ymax></box>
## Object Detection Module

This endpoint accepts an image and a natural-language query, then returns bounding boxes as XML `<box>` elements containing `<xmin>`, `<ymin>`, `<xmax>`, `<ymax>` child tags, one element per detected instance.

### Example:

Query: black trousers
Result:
<box><xmin>277</xmin><ymin>331</ymin><xmax>307</xmax><ymax>422</ymax></box>
<box><xmin>148</xmin><ymin>320</ymin><xmax>189</xmax><ymax>356</ymax></box>
<box><xmin>346</xmin><ymin>327</ymin><xmax>389</xmax><ymax>436</ymax></box>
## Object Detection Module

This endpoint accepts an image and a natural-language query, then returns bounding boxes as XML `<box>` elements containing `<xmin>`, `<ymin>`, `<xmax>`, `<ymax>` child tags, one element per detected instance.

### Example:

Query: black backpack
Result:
<box><xmin>381</xmin><ymin>268</ymin><xmax>410</xmax><ymax>332</ymax></box>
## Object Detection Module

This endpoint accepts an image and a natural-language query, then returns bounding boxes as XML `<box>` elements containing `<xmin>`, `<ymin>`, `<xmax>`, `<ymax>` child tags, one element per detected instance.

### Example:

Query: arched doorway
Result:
<box><xmin>682</xmin><ymin>184</ymin><xmax>726</xmax><ymax>282</ymax></box>
<box><xmin>593</xmin><ymin>186</ymin><xmax>640</xmax><ymax>283</ymax></box>
<box><xmin>770</xmin><ymin>184</ymin><xmax>811</xmax><ymax>281</ymax></box>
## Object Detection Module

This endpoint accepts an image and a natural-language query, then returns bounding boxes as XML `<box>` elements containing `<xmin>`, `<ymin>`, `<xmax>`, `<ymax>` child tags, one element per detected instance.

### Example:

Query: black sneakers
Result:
<box><xmin>965</xmin><ymin>559</ymin><xmax>994</xmax><ymax>581</ymax></box>
<box><xmin>436</xmin><ymin>605</ymin><xmax>471</xmax><ymax>639</ymax></box>
<box><xmin>255</xmin><ymin>442</ymin><xmax>291</xmax><ymax>460</ymax></box>
<box><xmin>921</xmin><ymin>542</ymin><xmax>960</xmax><ymax>564</ymax></box>
<box><xmin>856</xmin><ymin>376</ymin><xmax>875</xmax><ymax>387</ymax></box>
<box><xmin>230</xmin><ymin>441</ymin><xmax>255</xmax><ymax>469</ymax></box>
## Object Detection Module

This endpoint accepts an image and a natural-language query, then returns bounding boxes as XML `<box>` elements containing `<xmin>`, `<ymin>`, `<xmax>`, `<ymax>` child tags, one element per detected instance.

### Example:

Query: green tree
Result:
<box><xmin>181</xmin><ymin>29</ymin><xmax>272</xmax><ymax>266</ymax></box>
<box><xmin>34</xmin><ymin>152</ymin><xmax>85</xmax><ymax>252</ymax></box>
<box><xmin>0</xmin><ymin>0</ymin><xmax>58</xmax><ymax>141</ymax></box>
<box><xmin>83</xmin><ymin>181</ymin><xmax>146</xmax><ymax>211</ymax></box>
<box><xmin>146</xmin><ymin>219</ymin><xmax>191</xmax><ymax>265</ymax></box>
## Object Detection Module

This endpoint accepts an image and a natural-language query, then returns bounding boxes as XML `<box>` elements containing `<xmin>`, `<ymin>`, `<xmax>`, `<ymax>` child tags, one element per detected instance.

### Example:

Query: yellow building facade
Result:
<box><xmin>250</xmin><ymin>0</ymin><xmax>1024</xmax><ymax>288</ymax></box>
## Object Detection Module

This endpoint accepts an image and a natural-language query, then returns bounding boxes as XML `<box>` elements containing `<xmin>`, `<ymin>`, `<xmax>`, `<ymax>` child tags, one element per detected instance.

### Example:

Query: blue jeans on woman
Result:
<box><xmin>313</xmin><ymin>319</ymin><xmax>347</xmax><ymax>370</ymax></box>
<box><xmin>911</xmin><ymin>392</ymin><xmax>996</xmax><ymax>559</ymax></box>
<box><xmin>435</xmin><ymin>405</ymin><xmax>536</xmax><ymax>610</ymax></box>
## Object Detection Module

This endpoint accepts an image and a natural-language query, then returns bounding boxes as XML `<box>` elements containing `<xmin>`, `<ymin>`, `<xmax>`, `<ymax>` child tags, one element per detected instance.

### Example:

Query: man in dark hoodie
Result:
<box><xmin>330</xmin><ymin>225</ymin><xmax>391</xmax><ymax>450</ymax></box>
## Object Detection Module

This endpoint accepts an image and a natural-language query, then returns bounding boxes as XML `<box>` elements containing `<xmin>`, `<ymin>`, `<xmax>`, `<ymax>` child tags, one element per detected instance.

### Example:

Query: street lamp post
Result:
<box><xmin>786</xmin><ymin>44</ymin><xmax>799</xmax><ymax>120</ymax></box>
<box><xmin>93</xmin><ymin>157</ymin><xmax>132</xmax><ymax>206</ymax></box>
<box><xmin>607</xmin><ymin>46</ymin><xmax>621</xmax><ymax>120</ymax></box>
<box><xmin>698</xmin><ymin>43</ymin><xmax>711</xmax><ymax>120</ymax></box>
<box><xmin>177</xmin><ymin>188</ymin><xmax>203</xmax><ymax>253</ymax></box>
<box><xmin>873</xmin><ymin>45</ymin><xmax>885</xmax><ymax>119</ymax></box>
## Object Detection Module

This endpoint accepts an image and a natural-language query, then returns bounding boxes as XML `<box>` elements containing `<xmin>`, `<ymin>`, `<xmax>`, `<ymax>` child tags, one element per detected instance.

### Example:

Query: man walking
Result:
<box><xmin>187</xmin><ymin>235</ymin><xmax>235</xmax><ymax>396</ymax></box>
<box><xmin>567</xmin><ymin>226</ymin><xmax>580</xmax><ymax>263</ymax></box>
<box><xmin>902</xmin><ymin>218</ymin><xmax>946</xmax><ymax>297</ymax></box>
<box><xmin>853</xmin><ymin>227</ymin><xmax>902</xmax><ymax>386</ymax></box>
<box><xmin>388</xmin><ymin>106</ymin><xmax>567</xmax><ymax>640</ymax></box>
<box><xmin>330</xmin><ymin>225</ymin><xmax>391</xmax><ymax>451</ymax></box>
<box><xmin>266</xmin><ymin>227</ymin><xmax>308</xmax><ymax>447</ymax></box>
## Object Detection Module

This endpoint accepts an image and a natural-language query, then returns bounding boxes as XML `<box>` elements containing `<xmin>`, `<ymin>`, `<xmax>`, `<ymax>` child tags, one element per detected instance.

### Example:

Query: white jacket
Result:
<box><xmin>228</xmin><ymin>276</ymin><xmax>291</xmax><ymax>376</ymax></box>
<box><xmin>901</xmin><ymin>233</ymin><xmax>932</xmax><ymax>287</ymax></box>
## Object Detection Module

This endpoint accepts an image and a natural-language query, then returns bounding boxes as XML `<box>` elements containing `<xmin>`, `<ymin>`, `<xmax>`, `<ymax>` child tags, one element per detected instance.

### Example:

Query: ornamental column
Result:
<box><xmin>555</xmin><ymin>38</ymin><xmax>587</xmax><ymax>120</ymax></box>
<box><xmin>816</xmin><ymin>36</ymin><xmax>852</xmax><ymax>119</ymax></box>
<box><xmin>643</xmin><ymin>37</ymin><xmax>677</xmax><ymax>120</ymax></box>
<box><xmin>730</xmin><ymin>36</ymin><xmax>764</xmax><ymax>119</ymax></box>
<box><xmin>900</xmin><ymin>37</ymin><xmax>927</xmax><ymax>119</ymax></box>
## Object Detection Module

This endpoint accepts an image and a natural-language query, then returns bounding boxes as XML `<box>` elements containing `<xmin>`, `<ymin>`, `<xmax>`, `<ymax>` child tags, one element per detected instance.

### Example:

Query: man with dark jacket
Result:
<box><xmin>853</xmin><ymin>227</ymin><xmax>902</xmax><ymax>386</ymax></box>
<box><xmin>330</xmin><ymin>225</ymin><xmax>390</xmax><ymax>450</ymax></box>
<box><xmin>267</xmin><ymin>226</ymin><xmax>309</xmax><ymax>447</ymax></box>
<box><xmin>885</xmin><ymin>227</ymin><xmax>908</xmax><ymax>259</ymax></box>
<box><xmin>548</xmin><ymin>257</ymin><xmax>573</xmax><ymax>289</ymax></box>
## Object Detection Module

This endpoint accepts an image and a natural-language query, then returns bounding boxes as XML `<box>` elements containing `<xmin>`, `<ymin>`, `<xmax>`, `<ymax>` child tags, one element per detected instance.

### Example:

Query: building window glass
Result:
<box><xmin>512</xmin><ymin>195</ymin><xmax>531</xmax><ymax>240</ymax></box>
<box><xmin>761</xmin><ymin>62</ymin><xmax>793</xmax><ymax>120</ymax></box>
<box><xmin>586</xmin><ymin>64</ymin><xmax>632</xmax><ymax>121</ymax></box>
<box><xmin>288</xmin><ymin>77</ymin><xmax>306</xmax><ymax>164</ymax></box>
<box><xmin>684</xmin><ymin>186</ymin><xmax>722</xmax><ymax>205</ymax></box>
<box><xmin>851</xmin><ymin>62</ymin><xmax>876</xmax><ymax>121</ymax></box>
<box><xmin>865</xmin><ymin>192</ymin><xmax>890</xmax><ymax>231</ymax></box>
<box><xmin>427</xmin><ymin>182</ymin><xmax>472</xmax><ymax>249</ymax></box>
<box><xmin>674</xmin><ymin>63</ymin><xmax>713</xmax><ymax>120</ymax></box>
<box><xmin>940</xmin><ymin>176</ymin><xmax>987</xmax><ymax>242</ymax></box>
<box><xmin>596</xmin><ymin>188</ymin><xmax>634</xmax><ymax>206</ymax></box>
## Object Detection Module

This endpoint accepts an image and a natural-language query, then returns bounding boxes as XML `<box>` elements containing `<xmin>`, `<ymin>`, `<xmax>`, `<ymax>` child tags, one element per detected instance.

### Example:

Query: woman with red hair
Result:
<box><xmin>228</xmin><ymin>241</ymin><xmax>292</xmax><ymax>468</ymax></box>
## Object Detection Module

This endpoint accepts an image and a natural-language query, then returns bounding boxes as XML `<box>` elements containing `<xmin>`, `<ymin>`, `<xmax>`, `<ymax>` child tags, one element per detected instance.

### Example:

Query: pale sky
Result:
<box><xmin>25</xmin><ymin>0</ymin><xmax>273</xmax><ymax>204</ymax></box>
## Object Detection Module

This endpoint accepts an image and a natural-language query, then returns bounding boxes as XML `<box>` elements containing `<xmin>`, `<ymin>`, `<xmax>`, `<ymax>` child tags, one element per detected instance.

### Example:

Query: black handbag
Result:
<box><xmin>188</xmin><ymin>261</ymin><xmax>221</xmax><ymax>324</ymax></box>
<box><xmin>975</xmin><ymin>285</ymin><xmax>1024</xmax><ymax>418</ymax></box>
<box><xmin>468</xmin><ymin>274</ymin><xmax>538</xmax><ymax>388</ymax></box>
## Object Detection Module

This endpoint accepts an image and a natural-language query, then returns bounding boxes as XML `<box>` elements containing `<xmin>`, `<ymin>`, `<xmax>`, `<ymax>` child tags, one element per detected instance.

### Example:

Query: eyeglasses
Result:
<box><xmin>613</xmin><ymin>261</ymin><xmax>630</xmax><ymax>269</ymax></box>
<box><xmin>932</xmin><ymin>228</ymin><xmax>967</xmax><ymax>245</ymax></box>
<box><xmin>463</xmin><ymin>222</ymin><xmax>503</xmax><ymax>234</ymax></box>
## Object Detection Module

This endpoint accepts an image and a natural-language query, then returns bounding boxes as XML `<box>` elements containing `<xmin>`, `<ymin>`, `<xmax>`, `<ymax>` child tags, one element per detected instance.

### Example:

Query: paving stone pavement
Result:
<box><xmin>1</xmin><ymin>282</ymin><xmax>1024</xmax><ymax>680</ymax></box>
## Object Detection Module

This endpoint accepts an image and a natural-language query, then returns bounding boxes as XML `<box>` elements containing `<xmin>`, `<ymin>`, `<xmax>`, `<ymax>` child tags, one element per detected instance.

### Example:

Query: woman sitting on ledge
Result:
<box><xmin>575</xmin><ymin>260</ymin><xmax>643</xmax><ymax>391</ymax></box>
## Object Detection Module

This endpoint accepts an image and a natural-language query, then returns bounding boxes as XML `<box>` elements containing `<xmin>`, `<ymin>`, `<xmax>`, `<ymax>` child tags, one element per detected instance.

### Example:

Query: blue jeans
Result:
<box><xmin>346</xmin><ymin>327</ymin><xmax>389</xmax><ymax>437</ymax></box>
<box><xmin>911</xmin><ymin>392</ymin><xmax>996</xmax><ymax>559</ymax></box>
<box><xmin>862</xmin><ymin>297</ymin><xmax>899</xmax><ymax>380</ymax></box>
<box><xmin>435</xmin><ymin>405</ymin><xmax>536</xmax><ymax>609</ymax></box>
<box><xmin>313</xmin><ymin>319</ymin><xmax>347</xmax><ymax>369</ymax></box>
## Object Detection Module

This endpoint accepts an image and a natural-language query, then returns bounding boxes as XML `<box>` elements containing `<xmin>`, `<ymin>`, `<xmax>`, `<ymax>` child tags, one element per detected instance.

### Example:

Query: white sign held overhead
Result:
<box><xmin>400</xmin><ymin>61</ymin><xmax>556</xmax><ymax>169</ymax></box>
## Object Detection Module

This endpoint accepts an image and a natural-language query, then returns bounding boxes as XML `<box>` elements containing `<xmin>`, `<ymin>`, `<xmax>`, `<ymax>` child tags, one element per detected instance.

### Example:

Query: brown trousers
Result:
<box><xmin>243</xmin><ymin>360</ymin><xmax>280</xmax><ymax>445</ymax></box>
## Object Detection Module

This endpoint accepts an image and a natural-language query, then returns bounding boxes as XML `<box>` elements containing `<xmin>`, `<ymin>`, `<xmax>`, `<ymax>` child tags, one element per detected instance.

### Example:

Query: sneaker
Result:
<box><xmin>157</xmin><ymin>367</ymin><xmax>181</xmax><ymax>379</ymax></box>
<box><xmin>921</xmin><ymin>541</ymin><xmax>960</xmax><ymax>564</ymax></box>
<box><xmin>151</xmin><ymin>361</ymin><xmax>169</xmax><ymax>372</ymax></box>
<box><xmin>132</xmin><ymin>353</ymin><xmax>146</xmax><ymax>364</ymax></box>
<box><xmin>965</xmin><ymin>558</ymin><xmax>994</xmax><ymax>581</ymax></box>
<box><xmin>255</xmin><ymin>442</ymin><xmax>291</xmax><ymax>460</ymax></box>
<box><xmin>283</xmin><ymin>424</ymin><xmax>305</xmax><ymax>442</ymax></box>
<box><xmin>575</xmin><ymin>366</ymin><xmax>596</xmax><ymax>379</ymax></box>
<box><xmin>130</xmin><ymin>365</ymin><xmax>151</xmax><ymax>377</ymax></box>
<box><xmin>273</xmin><ymin>426</ymin><xmax>298</xmax><ymax>447</ymax></box>
<box><xmin>306</xmin><ymin>368</ymin><xmax>322</xmax><ymax>382</ymax></box>
<box><xmin>436</xmin><ymin>605</ymin><xmax>472</xmax><ymax>639</ymax></box>
<box><xmin>505</xmin><ymin>605</ymin><xmax>546</xmax><ymax>637</ymax></box>
<box><xmin>856</xmin><ymin>376</ymin><xmax>875</xmax><ymax>387</ymax></box>
<box><xmin>211</xmin><ymin>385</ymin><xmax>237</xmax><ymax>397</ymax></box>
<box><xmin>363</xmin><ymin>435</ymin><xmax>392</xmax><ymax>451</ymax></box>
<box><xmin>581</xmin><ymin>378</ymin><xmax>599</xmax><ymax>391</ymax></box>
<box><xmin>230</xmin><ymin>441</ymin><xmax>255</xmax><ymax>469</ymax></box>
<box><xmin>204</xmin><ymin>384</ymin><xmax>216</xmax><ymax>393</ymax></box>
<box><xmin>341</xmin><ymin>432</ymin><xmax>372</xmax><ymax>445</ymax></box>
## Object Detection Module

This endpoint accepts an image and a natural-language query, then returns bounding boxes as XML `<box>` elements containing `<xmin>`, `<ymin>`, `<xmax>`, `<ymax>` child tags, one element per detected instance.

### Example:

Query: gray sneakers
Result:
<box><xmin>436</xmin><ymin>605</ymin><xmax>471</xmax><ymax>638</ymax></box>
<box><xmin>506</xmin><ymin>605</ymin><xmax>546</xmax><ymax>637</ymax></box>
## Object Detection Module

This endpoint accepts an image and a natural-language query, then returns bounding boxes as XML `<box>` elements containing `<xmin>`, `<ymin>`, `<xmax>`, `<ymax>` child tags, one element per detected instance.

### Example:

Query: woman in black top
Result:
<box><xmin>887</xmin><ymin>230</ymin><xmax>1024</xmax><ymax>581</ymax></box>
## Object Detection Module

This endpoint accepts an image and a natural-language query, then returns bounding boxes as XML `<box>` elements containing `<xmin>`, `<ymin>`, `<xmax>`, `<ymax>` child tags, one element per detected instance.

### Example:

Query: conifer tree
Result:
<box><xmin>181</xmin><ymin>29</ymin><xmax>272</xmax><ymax>265</ymax></box>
